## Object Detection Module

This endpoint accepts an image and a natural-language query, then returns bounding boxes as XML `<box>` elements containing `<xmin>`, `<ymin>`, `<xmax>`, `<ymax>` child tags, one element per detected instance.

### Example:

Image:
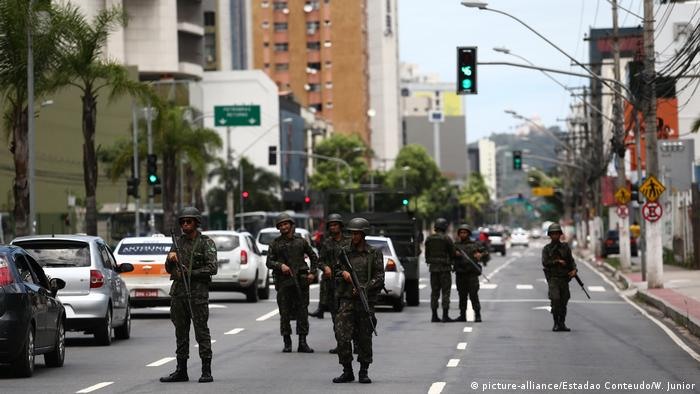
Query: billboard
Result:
<box><xmin>624</xmin><ymin>97</ymin><xmax>679</xmax><ymax>171</ymax></box>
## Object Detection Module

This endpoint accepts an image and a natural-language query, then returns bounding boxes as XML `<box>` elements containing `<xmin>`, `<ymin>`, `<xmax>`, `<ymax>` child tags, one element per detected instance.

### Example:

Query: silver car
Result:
<box><xmin>12</xmin><ymin>235</ymin><xmax>134</xmax><ymax>346</ymax></box>
<box><xmin>365</xmin><ymin>236</ymin><xmax>406</xmax><ymax>312</ymax></box>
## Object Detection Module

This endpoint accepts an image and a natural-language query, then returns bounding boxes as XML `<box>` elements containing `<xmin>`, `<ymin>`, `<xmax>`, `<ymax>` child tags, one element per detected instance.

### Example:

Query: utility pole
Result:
<box><xmin>226</xmin><ymin>127</ymin><xmax>235</xmax><ymax>230</ymax></box>
<box><xmin>644</xmin><ymin>0</ymin><xmax>663</xmax><ymax>288</ymax></box>
<box><xmin>612</xmin><ymin>0</ymin><xmax>632</xmax><ymax>271</ymax></box>
<box><xmin>131</xmin><ymin>102</ymin><xmax>140</xmax><ymax>235</ymax></box>
<box><xmin>145</xmin><ymin>104</ymin><xmax>155</xmax><ymax>234</ymax></box>
<box><xmin>27</xmin><ymin>0</ymin><xmax>35</xmax><ymax>235</ymax></box>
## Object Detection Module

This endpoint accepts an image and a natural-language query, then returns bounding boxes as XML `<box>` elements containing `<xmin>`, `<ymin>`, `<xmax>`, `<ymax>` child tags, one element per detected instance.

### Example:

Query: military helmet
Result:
<box><xmin>434</xmin><ymin>218</ymin><xmax>448</xmax><ymax>231</ymax></box>
<box><xmin>457</xmin><ymin>224</ymin><xmax>473</xmax><ymax>233</ymax></box>
<box><xmin>326</xmin><ymin>213</ymin><xmax>344</xmax><ymax>226</ymax></box>
<box><xmin>346</xmin><ymin>217</ymin><xmax>370</xmax><ymax>233</ymax></box>
<box><xmin>547</xmin><ymin>223</ymin><xmax>563</xmax><ymax>234</ymax></box>
<box><xmin>275</xmin><ymin>212</ymin><xmax>295</xmax><ymax>228</ymax></box>
<box><xmin>178</xmin><ymin>206</ymin><xmax>201</xmax><ymax>223</ymax></box>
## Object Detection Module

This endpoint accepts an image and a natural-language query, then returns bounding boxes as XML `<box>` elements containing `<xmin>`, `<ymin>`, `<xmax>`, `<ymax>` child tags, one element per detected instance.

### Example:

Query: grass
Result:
<box><xmin>606</xmin><ymin>257</ymin><xmax>621</xmax><ymax>270</ymax></box>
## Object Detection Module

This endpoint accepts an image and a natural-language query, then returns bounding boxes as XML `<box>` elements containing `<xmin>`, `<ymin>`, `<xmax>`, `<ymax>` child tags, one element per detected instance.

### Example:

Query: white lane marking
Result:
<box><xmin>310</xmin><ymin>284</ymin><xmax>320</xmax><ymax>290</ymax></box>
<box><xmin>451</xmin><ymin>284</ymin><xmax>457</xmax><ymax>289</ymax></box>
<box><xmin>512</xmin><ymin>252</ymin><xmax>522</xmax><ymax>257</ymax></box>
<box><xmin>256</xmin><ymin>309</ymin><xmax>280</xmax><ymax>321</ymax></box>
<box><xmin>208</xmin><ymin>304</ymin><xmax>227</xmax><ymax>309</ymax></box>
<box><xmin>146</xmin><ymin>357</ymin><xmax>175</xmax><ymax>367</ymax></box>
<box><xmin>225</xmin><ymin>328</ymin><xmax>245</xmax><ymax>335</ymax></box>
<box><xmin>532</xmin><ymin>306</ymin><xmax>552</xmax><ymax>312</ymax></box>
<box><xmin>536</xmin><ymin>278</ymin><xmax>548</xmax><ymax>283</ymax></box>
<box><xmin>588</xmin><ymin>286</ymin><xmax>606</xmax><ymax>292</ymax></box>
<box><xmin>481</xmin><ymin>283</ymin><xmax>498</xmax><ymax>289</ymax></box>
<box><xmin>419</xmin><ymin>284</ymin><xmax>427</xmax><ymax>290</ymax></box>
<box><xmin>446</xmin><ymin>359</ymin><xmax>460</xmax><ymax>367</ymax></box>
<box><xmin>428</xmin><ymin>382</ymin><xmax>446</xmax><ymax>394</ymax></box>
<box><xmin>463</xmin><ymin>327</ymin><xmax>473</xmax><ymax>333</ymax></box>
<box><xmin>466</xmin><ymin>300</ymin><xmax>474</xmax><ymax>321</ymax></box>
<box><xmin>195</xmin><ymin>340</ymin><xmax>216</xmax><ymax>348</ymax></box>
<box><xmin>485</xmin><ymin>256</ymin><xmax>516</xmax><ymax>279</ymax></box>
<box><xmin>76</xmin><ymin>382</ymin><xmax>114</xmax><ymax>393</ymax></box>
<box><xmin>578</xmin><ymin>256</ymin><xmax>700</xmax><ymax>362</ymax></box>
<box><xmin>457</xmin><ymin>342</ymin><xmax>467</xmax><ymax>350</ymax></box>
<box><xmin>419</xmin><ymin>278</ymin><xmax>427</xmax><ymax>283</ymax></box>
<box><xmin>516</xmin><ymin>284</ymin><xmax>534</xmax><ymax>290</ymax></box>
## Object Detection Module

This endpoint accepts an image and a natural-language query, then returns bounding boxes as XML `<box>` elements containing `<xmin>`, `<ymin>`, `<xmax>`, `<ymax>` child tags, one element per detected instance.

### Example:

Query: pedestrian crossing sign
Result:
<box><xmin>639</xmin><ymin>175</ymin><xmax>665</xmax><ymax>202</ymax></box>
<box><xmin>614</xmin><ymin>187</ymin><xmax>631</xmax><ymax>205</ymax></box>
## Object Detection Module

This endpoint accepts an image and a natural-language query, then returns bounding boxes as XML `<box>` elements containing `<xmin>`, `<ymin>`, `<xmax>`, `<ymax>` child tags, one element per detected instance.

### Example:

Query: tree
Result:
<box><xmin>0</xmin><ymin>0</ymin><xmax>73</xmax><ymax>235</ymax></box>
<box><xmin>208</xmin><ymin>156</ymin><xmax>281</xmax><ymax>215</ymax></box>
<box><xmin>55</xmin><ymin>5</ymin><xmax>153</xmax><ymax>235</ymax></box>
<box><xmin>459</xmin><ymin>172</ymin><xmax>490</xmax><ymax>224</ymax></box>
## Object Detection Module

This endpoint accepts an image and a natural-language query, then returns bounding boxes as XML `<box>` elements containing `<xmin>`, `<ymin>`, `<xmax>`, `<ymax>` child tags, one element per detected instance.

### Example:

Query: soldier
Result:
<box><xmin>542</xmin><ymin>223</ymin><xmax>577</xmax><ymax>332</ymax></box>
<box><xmin>454</xmin><ymin>224</ymin><xmax>489</xmax><ymax>322</ymax></box>
<box><xmin>424</xmin><ymin>218</ymin><xmax>458</xmax><ymax>323</ymax></box>
<box><xmin>266</xmin><ymin>213</ymin><xmax>319</xmax><ymax>352</ymax></box>
<box><xmin>332</xmin><ymin>217</ymin><xmax>384</xmax><ymax>384</ymax></box>
<box><xmin>160</xmin><ymin>207</ymin><xmax>218</xmax><ymax>383</ymax></box>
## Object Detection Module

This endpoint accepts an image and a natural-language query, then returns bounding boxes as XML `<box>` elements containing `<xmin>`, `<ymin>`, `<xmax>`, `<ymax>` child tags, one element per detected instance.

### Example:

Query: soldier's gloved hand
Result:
<box><xmin>323</xmin><ymin>266</ymin><xmax>332</xmax><ymax>279</ymax></box>
<box><xmin>568</xmin><ymin>268</ymin><xmax>577</xmax><ymax>278</ymax></box>
<box><xmin>342</xmin><ymin>271</ymin><xmax>352</xmax><ymax>283</ymax></box>
<box><xmin>280</xmin><ymin>264</ymin><xmax>291</xmax><ymax>275</ymax></box>
<box><xmin>306</xmin><ymin>273</ymin><xmax>315</xmax><ymax>284</ymax></box>
<box><xmin>167</xmin><ymin>252</ymin><xmax>178</xmax><ymax>263</ymax></box>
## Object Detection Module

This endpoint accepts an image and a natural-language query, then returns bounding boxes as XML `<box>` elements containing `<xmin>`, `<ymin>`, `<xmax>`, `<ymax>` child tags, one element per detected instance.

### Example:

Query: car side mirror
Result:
<box><xmin>117</xmin><ymin>263</ymin><xmax>134</xmax><ymax>273</ymax></box>
<box><xmin>50</xmin><ymin>277</ymin><xmax>66</xmax><ymax>297</ymax></box>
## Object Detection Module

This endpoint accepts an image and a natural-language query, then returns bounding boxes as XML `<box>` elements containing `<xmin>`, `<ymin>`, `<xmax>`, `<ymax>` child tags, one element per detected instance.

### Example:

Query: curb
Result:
<box><xmin>635</xmin><ymin>290</ymin><xmax>700</xmax><ymax>338</ymax></box>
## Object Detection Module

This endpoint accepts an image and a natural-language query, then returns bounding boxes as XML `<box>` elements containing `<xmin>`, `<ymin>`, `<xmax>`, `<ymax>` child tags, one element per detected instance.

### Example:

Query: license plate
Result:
<box><xmin>135</xmin><ymin>289</ymin><xmax>158</xmax><ymax>298</ymax></box>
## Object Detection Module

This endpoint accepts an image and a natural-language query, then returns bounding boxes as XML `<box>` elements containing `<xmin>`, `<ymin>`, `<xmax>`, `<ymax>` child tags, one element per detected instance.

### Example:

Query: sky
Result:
<box><xmin>398</xmin><ymin>0</ymin><xmax>645</xmax><ymax>142</ymax></box>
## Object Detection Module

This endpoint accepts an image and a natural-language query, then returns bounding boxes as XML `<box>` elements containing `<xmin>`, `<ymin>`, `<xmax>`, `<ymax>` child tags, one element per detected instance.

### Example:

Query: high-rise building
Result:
<box><xmin>251</xmin><ymin>0</ymin><xmax>371</xmax><ymax>143</ymax></box>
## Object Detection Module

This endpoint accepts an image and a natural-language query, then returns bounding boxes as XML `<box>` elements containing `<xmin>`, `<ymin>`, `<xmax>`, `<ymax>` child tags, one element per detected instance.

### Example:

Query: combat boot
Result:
<box><xmin>282</xmin><ymin>335</ymin><xmax>292</xmax><ymax>353</ymax></box>
<box><xmin>297</xmin><ymin>335</ymin><xmax>314</xmax><ymax>353</ymax></box>
<box><xmin>474</xmin><ymin>310</ymin><xmax>482</xmax><ymax>323</ymax></box>
<box><xmin>455</xmin><ymin>308</ymin><xmax>467</xmax><ymax>322</ymax></box>
<box><xmin>442</xmin><ymin>308</ymin><xmax>455</xmax><ymax>323</ymax></box>
<box><xmin>431</xmin><ymin>309</ymin><xmax>441</xmax><ymax>323</ymax></box>
<box><xmin>160</xmin><ymin>357</ymin><xmax>188</xmax><ymax>383</ymax></box>
<box><xmin>308</xmin><ymin>305</ymin><xmax>324</xmax><ymax>319</ymax></box>
<box><xmin>358</xmin><ymin>362</ymin><xmax>372</xmax><ymax>384</ymax></box>
<box><xmin>332</xmin><ymin>363</ymin><xmax>355</xmax><ymax>383</ymax></box>
<box><xmin>198</xmin><ymin>358</ymin><xmax>213</xmax><ymax>383</ymax></box>
<box><xmin>552</xmin><ymin>314</ymin><xmax>561</xmax><ymax>332</ymax></box>
<box><xmin>558</xmin><ymin>315</ymin><xmax>571</xmax><ymax>332</ymax></box>
<box><xmin>329</xmin><ymin>346</ymin><xmax>338</xmax><ymax>354</ymax></box>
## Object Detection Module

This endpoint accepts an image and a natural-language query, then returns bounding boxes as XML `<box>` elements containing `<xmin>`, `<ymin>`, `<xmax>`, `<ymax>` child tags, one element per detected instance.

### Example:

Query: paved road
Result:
<box><xmin>2</xmin><ymin>240</ymin><xmax>699</xmax><ymax>393</ymax></box>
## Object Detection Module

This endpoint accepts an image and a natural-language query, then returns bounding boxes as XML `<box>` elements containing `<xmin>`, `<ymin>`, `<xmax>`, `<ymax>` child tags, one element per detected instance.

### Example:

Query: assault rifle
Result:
<box><xmin>340</xmin><ymin>248</ymin><xmax>378</xmax><ymax>336</ymax></box>
<box><xmin>170</xmin><ymin>229</ymin><xmax>193</xmax><ymax>314</ymax></box>
<box><xmin>281</xmin><ymin>247</ymin><xmax>304</xmax><ymax>300</ymax></box>
<box><xmin>574</xmin><ymin>274</ymin><xmax>591</xmax><ymax>299</ymax></box>
<box><xmin>455</xmin><ymin>248</ymin><xmax>490</xmax><ymax>282</ymax></box>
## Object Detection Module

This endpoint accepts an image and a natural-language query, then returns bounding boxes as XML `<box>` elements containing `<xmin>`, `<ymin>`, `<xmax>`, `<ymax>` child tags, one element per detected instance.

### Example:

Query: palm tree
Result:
<box><xmin>460</xmin><ymin>173</ymin><xmax>490</xmax><ymax>224</ymax></box>
<box><xmin>55</xmin><ymin>5</ymin><xmax>154</xmax><ymax>235</ymax></box>
<box><xmin>208</xmin><ymin>156</ymin><xmax>281</xmax><ymax>215</ymax></box>
<box><xmin>0</xmin><ymin>0</ymin><xmax>73</xmax><ymax>236</ymax></box>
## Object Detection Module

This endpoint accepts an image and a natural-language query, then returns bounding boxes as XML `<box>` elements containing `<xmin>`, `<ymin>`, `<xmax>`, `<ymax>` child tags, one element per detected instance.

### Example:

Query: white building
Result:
<box><xmin>478</xmin><ymin>139</ymin><xmax>497</xmax><ymax>200</ymax></box>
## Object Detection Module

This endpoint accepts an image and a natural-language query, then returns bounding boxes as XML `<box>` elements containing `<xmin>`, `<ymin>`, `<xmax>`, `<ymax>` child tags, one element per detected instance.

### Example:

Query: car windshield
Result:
<box><xmin>16</xmin><ymin>240</ymin><xmax>91</xmax><ymax>268</ymax></box>
<box><xmin>607</xmin><ymin>230</ymin><xmax>619</xmax><ymax>239</ymax></box>
<box><xmin>489</xmin><ymin>232</ymin><xmax>503</xmax><ymax>237</ymax></box>
<box><xmin>258</xmin><ymin>231</ymin><xmax>280</xmax><ymax>245</ymax></box>
<box><xmin>366</xmin><ymin>239</ymin><xmax>391</xmax><ymax>256</ymax></box>
<box><xmin>209</xmin><ymin>235</ymin><xmax>240</xmax><ymax>252</ymax></box>
<box><xmin>117</xmin><ymin>242</ymin><xmax>172</xmax><ymax>255</ymax></box>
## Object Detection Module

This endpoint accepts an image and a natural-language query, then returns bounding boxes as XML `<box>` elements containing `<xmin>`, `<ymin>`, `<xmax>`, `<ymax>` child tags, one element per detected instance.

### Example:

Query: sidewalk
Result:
<box><xmin>576</xmin><ymin>248</ymin><xmax>700</xmax><ymax>338</ymax></box>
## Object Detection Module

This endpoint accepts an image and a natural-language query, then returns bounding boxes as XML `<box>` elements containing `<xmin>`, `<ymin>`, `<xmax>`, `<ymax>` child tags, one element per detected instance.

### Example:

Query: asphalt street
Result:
<box><xmin>2</xmin><ymin>240</ymin><xmax>699</xmax><ymax>394</ymax></box>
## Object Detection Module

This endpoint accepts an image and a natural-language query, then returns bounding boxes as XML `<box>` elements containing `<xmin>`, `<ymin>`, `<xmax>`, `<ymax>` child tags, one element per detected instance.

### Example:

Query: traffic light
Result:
<box><xmin>304</xmin><ymin>196</ymin><xmax>311</xmax><ymax>204</ymax></box>
<box><xmin>126</xmin><ymin>177</ymin><xmax>139</xmax><ymax>198</ymax></box>
<box><xmin>268</xmin><ymin>146</ymin><xmax>277</xmax><ymax>165</ymax></box>
<box><xmin>242</xmin><ymin>191</ymin><xmax>249</xmax><ymax>199</ymax></box>
<box><xmin>456</xmin><ymin>46</ymin><xmax>477</xmax><ymax>95</ymax></box>
<box><xmin>402</xmin><ymin>198</ymin><xmax>409</xmax><ymax>206</ymax></box>
<box><xmin>631</xmin><ymin>183</ymin><xmax>640</xmax><ymax>203</ymax></box>
<box><xmin>146</xmin><ymin>154</ymin><xmax>159</xmax><ymax>185</ymax></box>
<box><xmin>513</xmin><ymin>150</ymin><xmax>523</xmax><ymax>170</ymax></box>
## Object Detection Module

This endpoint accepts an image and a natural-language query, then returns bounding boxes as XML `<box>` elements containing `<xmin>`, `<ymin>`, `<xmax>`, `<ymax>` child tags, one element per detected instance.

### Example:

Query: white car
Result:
<box><xmin>113</xmin><ymin>235</ymin><xmax>172</xmax><ymax>307</ymax></box>
<box><xmin>256</xmin><ymin>227</ymin><xmax>318</xmax><ymax>283</ymax></box>
<box><xmin>202</xmin><ymin>230</ymin><xmax>269</xmax><ymax>302</ymax></box>
<box><xmin>510</xmin><ymin>229</ymin><xmax>530</xmax><ymax>247</ymax></box>
<box><xmin>365</xmin><ymin>236</ymin><xmax>406</xmax><ymax>312</ymax></box>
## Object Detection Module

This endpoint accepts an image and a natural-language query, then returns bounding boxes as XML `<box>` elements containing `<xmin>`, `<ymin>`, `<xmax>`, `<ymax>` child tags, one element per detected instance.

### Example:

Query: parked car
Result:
<box><xmin>602</xmin><ymin>230</ymin><xmax>638</xmax><ymax>258</ymax></box>
<box><xmin>202</xmin><ymin>230</ymin><xmax>269</xmax><ymax>302</ymax></box>
<box><xmin>487</xmin><ymin>231</ymin><xmax>507</xmax><ymax>256</ymax></box>
<box><xmin>530</xmin><ymin>228</ymin><xmax>543</xmax><ymax>239</ymax></box>
<box><xmin>12</xmin><ymin>235</ymin><xmax>133</xmax><ymax>346</ymax></box>
<box><xmin>112</xmin><ymin>235</ymin><xmax>172</xmax><ymax>308</ymax></box>
<box><xmin>0</xmin><ymin>246</ymin><xmax>66</xmax><ymax>377</ymax></box>
<box><xmin>365</xmin><ymin>236</ymin><xmax>406</xmax><ymax>312</ymax></box>
<box><xmin>510</xmin><ymin>228</ymin><xmax>530</xmax><ymax>247</ymax></box>
<box><xmin>256</xmin><ymin>227</ymin><xmax>318</xmax><ymax>283</ymax></box>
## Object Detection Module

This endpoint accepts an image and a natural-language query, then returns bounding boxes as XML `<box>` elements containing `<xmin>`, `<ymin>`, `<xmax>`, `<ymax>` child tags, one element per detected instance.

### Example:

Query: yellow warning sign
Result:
<box><xmin>639</xmin><ymin>175</ymin><xmax>666</xmax><ymax>202</ymax></box>
<box><xmin>532</xmin><ymin>187</ymin><xmax>555</xmax><ymax>197</ymax></box>
<box><xmin>614</xmin><ymin>187</ymin><xmax>631</xmax><ymax>205</ymax></box>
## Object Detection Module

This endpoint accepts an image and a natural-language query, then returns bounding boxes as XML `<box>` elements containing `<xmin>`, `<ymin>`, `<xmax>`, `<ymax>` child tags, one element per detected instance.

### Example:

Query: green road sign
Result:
<box><xmin>214</xmin><ymin>105</ymin><xmax>261</xmax><ymax>126</ymax></box>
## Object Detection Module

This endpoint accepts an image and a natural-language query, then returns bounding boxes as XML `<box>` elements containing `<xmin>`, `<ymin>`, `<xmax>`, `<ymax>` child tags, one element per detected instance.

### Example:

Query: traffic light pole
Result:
<box><xmin>146</xmin><ymin>104</ymin><xmax>155</xmax><ymax>235</ymax></box>
<box><xmin>226</xmin><ymin>127</ymin><xmax>236</xmax><ymax>230</ymax></box>
<box><xmin>131</xmin><ymin>102</ymin><xmax>140</xmax><ymax>234</ymax></box>
<box><xmin>239</xmin><ymin>159</ymin><xmax>245</xmax><ymax>230</ymax></box>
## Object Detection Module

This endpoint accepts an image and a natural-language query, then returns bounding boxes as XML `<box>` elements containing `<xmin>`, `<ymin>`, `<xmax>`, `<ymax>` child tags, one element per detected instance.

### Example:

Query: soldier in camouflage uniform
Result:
<box><xmin>454</xmin><ymin>224</ymin><xmax>488</xmax><ymax>322</ymax></box>
<box><xmin>160</xmin><ymin>207</ymin><xmax>218</xmax><ymax>383</ymax></box>
<box><xmin>266</xmin><ymin>213</ymin><xmax>319</xmax><ymax>353</ymax></box>
<box><xmin>332</xmin><ymin>217</ymin><xmax>384</xmax><ymax>384</ymax></box>
<box><xmin>312</xmin><ymin>213</ymin><xmax>350</xmax><ymax>354</ymax></box>
<box><xmin>542</xmin><ymin>223</ymin><xmax>577</xmax><ymax>332</ymax></box>
<box><xmin>424</xmin><ymin>218</ymin><xmax>458</xmax><ymax>323</ymax></box>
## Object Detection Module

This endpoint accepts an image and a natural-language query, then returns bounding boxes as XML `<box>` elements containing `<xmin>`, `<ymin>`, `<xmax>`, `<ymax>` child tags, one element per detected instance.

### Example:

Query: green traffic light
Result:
<box><xmin>462</xmin><ymin>79</ymin><xmax>472</xmax><ymax>89</ymax></box>
<box><xmin>402</xmin><ymin>199</ymin><xmax>409</xmax><ymax>206</ymax></box>
<box><xmin>148</xmin><ymin>174</ymin><xmax>158</xmax><ymax>184</ymax></box>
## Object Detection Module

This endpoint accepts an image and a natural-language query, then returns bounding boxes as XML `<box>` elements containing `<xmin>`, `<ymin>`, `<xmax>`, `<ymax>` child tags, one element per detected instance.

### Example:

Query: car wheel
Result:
<box><xmin>94</xmin><ymin>308</ymin><xmax>113</xmax><ymax>346</ymax></box>
<box><xmin>258</xmin><ymin>274</ymin><xmax>270</xmax><ymax>300</ymax></box>
<box><xmin>114</xmin><ymin>304</ymin><xmax>131</xmax><ymax>340</ymax></box>
<box><xmin>45</xmin><ymin>317</ymin><xmax>65</xmax><ymax>367</ymax></box>
<box><xmin>392</xmin><ymin>292</ymin><xmax>405</xmax><ymax>312</ymax></box>
<box><xmin>245</xmin><ymin>274</ymin><xmax>259</xmax><ymax>303</ymax></box>
<box><xmin>13</xmin><ymin>324</ymin><xmax>35</xmax><ymax>377</ymax></box>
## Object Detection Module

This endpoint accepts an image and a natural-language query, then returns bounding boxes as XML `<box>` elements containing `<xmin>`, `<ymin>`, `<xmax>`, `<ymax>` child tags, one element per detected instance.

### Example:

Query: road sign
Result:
<box><xmin>639</xmin><ymin>175</ymin><xmax>665</xmax><ymax>202</ymax></box>
<box><xmin>428</xmin><ymin>111</ymin><xmax>444</xmax><ymax>123</ymax></box>
<box><xmin>642</xmin><ymin>201</ymin><xmax>663</xmax><ymax>222</ymax></box>
<box><xmin>616</xmin><ymin>204</ymin><xmax>629</xmax><ymax>219</ymax></box>
<box><xmin>214</xmin><ymin>105</ymin><xmax>261</xmax><ymax>126</ymax></box>
<box><xmin>614</xmin><ymin>187</ymin><xmax>631</xmax><ymax>205</ymax></box>
<box><xmin>532</xmin><ymin>187</ymin><xmax>555</xmax><ymax>197</ymax></box>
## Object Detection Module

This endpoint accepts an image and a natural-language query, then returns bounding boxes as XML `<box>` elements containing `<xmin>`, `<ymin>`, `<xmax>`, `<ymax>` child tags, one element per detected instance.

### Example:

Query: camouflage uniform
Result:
<box><xmin>424</xmin><ymin>232</ymin><xmax>456</xmax><ymax>314</ymax></box>
<box><xmin>165</xmin><ymin>232</ymin><xmax>218</xmax><ymax>361</ymax></box>
<box><xmin>333</xmin><ymin>244</ymin><xmax>384</xmax><ymax>365</ymax></box>
<box><xmin>266</xmin><ymin>233</ymin><xmax>319</xmax><ymax>336</ymax></box>
<box><xmin>318</xmin><ymin>235</ymin><xmax>350</xmax><ymax>318</ymax></box>
<box><xmin>454</xmin><ymin>238</ymin><xmax>487</xmax><ymax>320</ymax></box>
<box><xmin>542</xmin><ymin>240</ymin><xmax>576</xmax><ymax>330</ymax></box>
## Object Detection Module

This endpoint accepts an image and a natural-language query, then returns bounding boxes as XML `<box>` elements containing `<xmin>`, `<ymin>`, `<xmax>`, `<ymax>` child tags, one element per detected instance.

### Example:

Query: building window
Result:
<box><xmin>261</xmin><ymin>1</ymin><xmax>270</xmax><ymax>7</ymax></box>
<box><xmin>306</xmin><ymin>21</ymin><xmax>320</xmax><ymax>34</ymax></box>
<box><xmin>274</xmin><ymin>22</ymin><xmax>288</xmax><ymax>31</ymax></box>
<box><xmin>307</xmin><ymin>41</ymin><xmax>321</xmax><ymax>50</ymax></box>
<box><xmin>303</xmin><ymin>1</ymin><xmax>320</xmax><ymax>12</ymax></box>
<box><xmin>204</xmin><ymin>11</ymin><xmax>215</xmax><ymax>27</ymax></box>
<box><xmin>307</xmin><ymin>62</ymin><xmax>321</xmax><ymax>72</ymax></box>
<box><xmin>262</xmin><ymin>20</ymin><xmax>270</xmax><ymax>29</ymax></box>
<box><xmin>306</xmin><ymin>83</ymin><xmax>321</xmax><ymax>92</ymax></box>
<box><xmin>323</xmin><ymin>40</ymin><xmax>332</xmax><ymax>48</ymax></box>
<box><xmin>273</xmin><ymin>1</ymin><xmax>287</xmax><ymax>9</ymax></box>
<box><xmin>310</xmin><ymin>103</ymin><xmax>323</xmax><ymax>113</ymax></box>
<box><xmin>274</xmin><ymin>43</ymin><xmax>289</xmax><ymax>52</ymax></box>
<box><xmin>204</xmin><ymin>33</ymin><xmax>216</xmax><ymax>70</ymax></box>
<box><xmin>275</xmin><ymin>63</ymin><xmax>289</xmax><ymax>71</ymax></box>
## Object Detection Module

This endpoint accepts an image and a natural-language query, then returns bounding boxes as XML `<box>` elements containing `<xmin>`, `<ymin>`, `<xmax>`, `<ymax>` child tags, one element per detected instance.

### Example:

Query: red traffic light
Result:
<box><xmin>304</xmin><ymin>196</ymin><xmax>311</xmax><ymax>204</ymax></box>
<box><xmin>242</xmin><ymin>191</ymin><xmax>249</xmax><ymax>199</ymax></box>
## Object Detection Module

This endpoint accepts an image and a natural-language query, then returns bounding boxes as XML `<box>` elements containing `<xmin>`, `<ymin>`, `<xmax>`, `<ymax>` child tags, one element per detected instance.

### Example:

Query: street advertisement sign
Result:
<box><xmin>642</xmin><ymin>201</ymin><xmax>663</xmax><ymax>222</ymax></box>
